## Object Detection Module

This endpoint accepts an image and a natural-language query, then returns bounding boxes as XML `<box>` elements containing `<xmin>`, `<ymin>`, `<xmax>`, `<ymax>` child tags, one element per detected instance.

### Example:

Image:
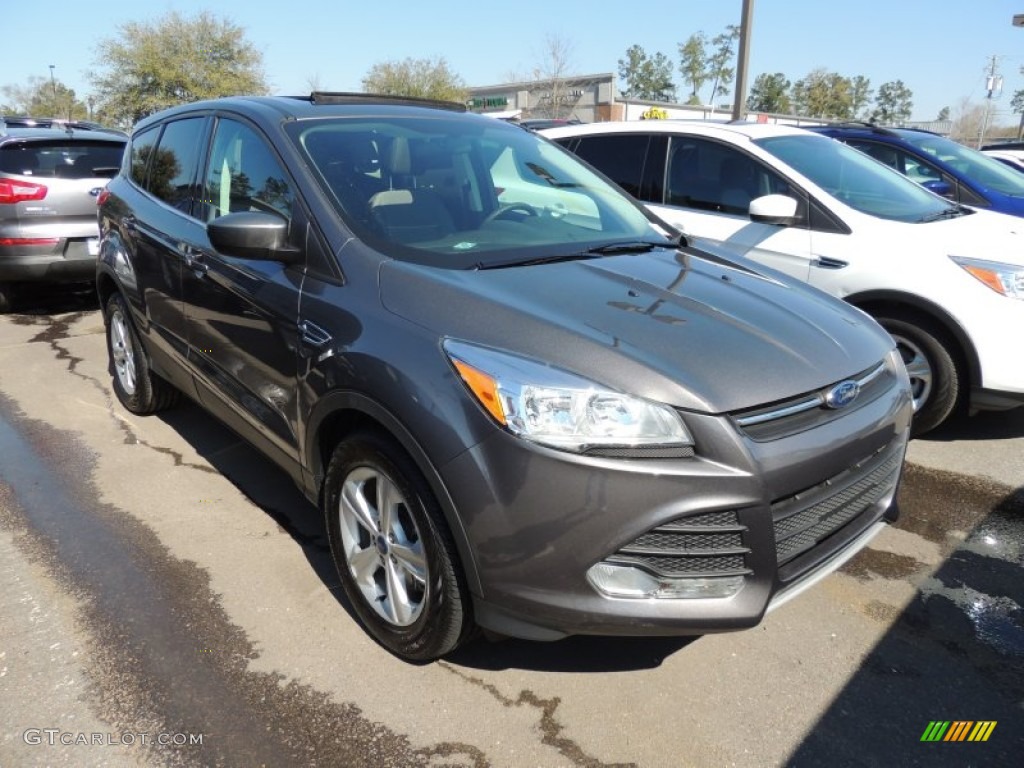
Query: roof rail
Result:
<box><xmin>304</xmin><ymin>91</ymin><xmax>466</xmax><ymax>112</ymax></box>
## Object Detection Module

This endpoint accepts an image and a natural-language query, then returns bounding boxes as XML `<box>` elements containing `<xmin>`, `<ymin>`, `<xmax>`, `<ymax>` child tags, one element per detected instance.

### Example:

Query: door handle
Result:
<box><xmin>811</xmin><ymin>256</ymin><xmax>848</xmax><ymax>270</ymax></box>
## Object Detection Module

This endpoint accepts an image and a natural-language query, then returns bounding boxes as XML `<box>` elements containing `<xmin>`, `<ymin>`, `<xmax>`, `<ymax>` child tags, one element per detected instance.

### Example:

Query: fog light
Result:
<box><xmin>587</xmin><ymin>563</ymin><xmax>744</xmax><ymax>599</ymax></box>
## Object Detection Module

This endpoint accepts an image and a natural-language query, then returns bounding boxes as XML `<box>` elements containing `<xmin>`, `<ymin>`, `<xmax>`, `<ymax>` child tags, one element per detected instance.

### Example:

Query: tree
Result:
<box><xmin>871</xmin><ymin>80</ymin><xmax>913</xmax><ymax>125</ymax></box>
<box><xmin>1</xmin><ymin>76</ymin><xmax>89</xmax><ymax>120</ymax></box>
<box><xmin>746</xmin><ymin>72</ymin><xmax>791</xmax><ymax>114</ymax></box>
<box><xmin>937</xmin><ymin>106</ymin><xmax>950</xmax><ymax>122</ymax></box>
<box><xmin>362</xmin><ymin>56</ymin><xmax>467</xmax><ymax>103</ymax></box>
<box><xmin>529</xmin><ymin>34</ymin><xmax>577</xmax><ymax>118</ymax></box>
<box><xmin>678</xmin><ymin>33</ymin><xmax>708</xmax><ymax>105</ymax></box>
<box><xmin>850</xmin><ymin>76</ymin><xmax>873</xmax><ymax>119</ymax></box>
<box><xmin>618</xmin><ymin>45</ymin><xmax>675</xmax><ymax>101</ymax></box>
<box><xmin>91</xmin><ymin>11</ymin><xmax>268</xmax><ymax>128</ymax></box>
<box><xmin>705</xmin><ymin>25</ymin><xmax>740</xmax><ymax>108</ymax></box>
<box><xmin>1010</xmin><ymin>91</ymin><xmax>1024</xmax><ymax>139</ymax></box>
<box><xmin>949</xmin><ymin>98</ymin><xmax>986</xmax><ymax>143</ymax></box>
<box><xmin>791</xmin><ymin>69</ymin><xmax>854</xmax><ymax>119</ymax></box>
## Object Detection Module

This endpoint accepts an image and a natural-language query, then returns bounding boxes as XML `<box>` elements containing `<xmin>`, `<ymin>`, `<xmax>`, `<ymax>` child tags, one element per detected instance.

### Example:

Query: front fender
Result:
<box><xmin>303</xmin><ymin>390</ymin><xmax>483</xmax><ymax>596</ymax></box>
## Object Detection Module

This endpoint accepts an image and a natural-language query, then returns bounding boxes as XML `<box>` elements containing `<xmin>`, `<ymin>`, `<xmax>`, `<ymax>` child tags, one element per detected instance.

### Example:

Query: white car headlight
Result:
<box><xmin>444</xmin><ymin>340</ymin><xmax>693</xmax><ymax>454</ymax></box>
<box><xmin>950</xmin><ymin>256</ymin><xmax>1024</xmax><ymax>300</ymax></box>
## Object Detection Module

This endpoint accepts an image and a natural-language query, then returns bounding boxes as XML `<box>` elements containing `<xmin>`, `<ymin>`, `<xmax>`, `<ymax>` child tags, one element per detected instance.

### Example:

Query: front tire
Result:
<box><xmin>104</xmin><ymin>293</ymin><xmax>178</xmax><ymax>414</ymax></box>
<box><xmin>323</xmin><ymin>431</ymin><xmax>472</xmax><ymax>661</ymax></box>
<box><xmin>876</xmin><ymin>313</ymin><xmax>960</xmax><ymax>436</ymax></box>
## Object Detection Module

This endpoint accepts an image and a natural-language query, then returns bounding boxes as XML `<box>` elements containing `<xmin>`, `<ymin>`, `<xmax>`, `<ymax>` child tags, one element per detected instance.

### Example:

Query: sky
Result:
<box><xmin>5</xmin><ymin>0</ymin><xmax>1024</xmax><ymax>124</ymax></box>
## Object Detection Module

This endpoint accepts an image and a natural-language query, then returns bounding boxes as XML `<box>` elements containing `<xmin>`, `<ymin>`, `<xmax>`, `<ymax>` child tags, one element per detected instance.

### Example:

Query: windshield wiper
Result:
<box><xmin>474</xmin><ymin>240</ymin><xmax>676</xmax><ymax>270</ymax></box>
<box><xmin>919</xmin><ymin>205</ymin><xmax>968</xmax><ymax>223</ymax></box>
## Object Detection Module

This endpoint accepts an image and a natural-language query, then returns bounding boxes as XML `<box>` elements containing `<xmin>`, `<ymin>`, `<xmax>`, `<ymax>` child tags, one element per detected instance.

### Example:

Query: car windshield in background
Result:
<box><xmin>0</xmin><ymin>140</ymin><xmax>124</xmax><ymax>179</ymax></box>
<box><xmin>755</xmin><ymin>134</ymin><xmax>951</xmax><ymax>223</ymax></box>
<box><xmin>899</xmin><ymin>132</ymin><xmax>1024</xmax><ymax>197</ymax></box>
<box><xmin>289</xmin><ymin>116</ymin><xmax>666</xmax><ymax>267</ymax></box>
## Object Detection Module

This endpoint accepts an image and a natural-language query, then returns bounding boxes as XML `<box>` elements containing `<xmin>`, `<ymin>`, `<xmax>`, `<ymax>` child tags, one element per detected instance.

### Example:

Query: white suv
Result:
<box><xmin>543</xmin><ymin>121</ymin><xmax>1024</xmax><ymax>435</ymax></box>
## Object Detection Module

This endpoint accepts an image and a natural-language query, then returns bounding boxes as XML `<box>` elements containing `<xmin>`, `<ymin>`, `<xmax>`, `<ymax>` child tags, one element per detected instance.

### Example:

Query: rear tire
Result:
<box><xmin>875</xmin><ymin>313</ymin><xmax>960</xmax><ymax>436</ymax></box>
<box><xmin>0</xmin><ymin>282</ymin><xmax>14</xmax><ymax>313</ymax></box>
<box><xmin>104</xmin><ymin>293</ymin><xmax>178</xmax><ymax>414</ymax></box>
<box><xmin>323</xmin><ymin>431</ymin><xmax>472</xmax><ymax>661</ymax></box>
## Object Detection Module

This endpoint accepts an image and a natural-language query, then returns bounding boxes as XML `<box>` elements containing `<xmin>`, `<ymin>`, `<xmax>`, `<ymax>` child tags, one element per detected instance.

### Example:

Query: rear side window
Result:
<box><xmin>145</xmin><ymin>118</ymin><xmax>207</xmax><ymax>214</ymax></box>
<box><xmin>571</xmin><ymin>134</ymin><xmax>650</xmax><ymax>199</ymax></box>
<box><xmin>0</xmin><ymin>141</ymin><xmax>124</xmax><ymax>179</ymax></box>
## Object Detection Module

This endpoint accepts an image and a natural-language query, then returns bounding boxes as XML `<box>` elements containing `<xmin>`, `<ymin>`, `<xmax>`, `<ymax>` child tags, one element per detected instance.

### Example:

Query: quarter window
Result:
<box><xmin>128</xmin><ymin>127</ymin><xmax>159</xmax><ymax>188</ymax></box>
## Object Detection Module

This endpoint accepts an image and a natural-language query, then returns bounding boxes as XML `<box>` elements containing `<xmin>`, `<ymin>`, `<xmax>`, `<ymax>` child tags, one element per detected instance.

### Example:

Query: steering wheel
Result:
<box><xmin>483</xmin><ymin>203</ymin><xmax>539</xmax><ymax>225</ymax></box>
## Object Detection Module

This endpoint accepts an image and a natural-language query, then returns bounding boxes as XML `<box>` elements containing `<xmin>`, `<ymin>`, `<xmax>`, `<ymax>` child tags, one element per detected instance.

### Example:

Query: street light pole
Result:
<box><xmin>48</xmin><ymin>65</ymin><xmax>56</xmax><ymax>98</ymax></box>
<box><xmin>732</xmin><ymin>0</ymin><xmax>755</xmax><ymax>121</ymax></box>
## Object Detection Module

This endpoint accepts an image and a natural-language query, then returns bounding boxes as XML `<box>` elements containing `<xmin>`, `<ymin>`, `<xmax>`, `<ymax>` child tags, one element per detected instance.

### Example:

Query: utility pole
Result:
<box><xmin>978</xmin><ymin>55</ymin><xmax>1002</xmax><ymax>148</ymax></box>
<box><xmin>48</xmin><ymin>65</ymin><xmax>56</xmax><ymax>98</ymax></box>
<box><xmin>732</xmin><ymin>0</ymin><xmax>755</xmax><ymax>121</ymax></box>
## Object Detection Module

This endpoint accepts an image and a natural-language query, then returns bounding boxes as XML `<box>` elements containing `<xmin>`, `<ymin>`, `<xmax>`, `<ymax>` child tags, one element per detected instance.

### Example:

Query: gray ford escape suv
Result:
<box><xmin>97</xmin><ymin>93</ymin><xmax>912</xmax><ymax>661</ymax></box>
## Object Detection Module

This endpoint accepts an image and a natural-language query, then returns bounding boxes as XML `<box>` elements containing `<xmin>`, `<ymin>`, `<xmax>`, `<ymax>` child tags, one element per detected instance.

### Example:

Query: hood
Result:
<box><xmin>380</xmin><ymin>247</ymin><xmax>894</xmax><ymax>414</ymax></box>
<box><xmin>926</xmin><ymin>208</ymin><xmax>1024</xmax><ymax>267</ymax></box>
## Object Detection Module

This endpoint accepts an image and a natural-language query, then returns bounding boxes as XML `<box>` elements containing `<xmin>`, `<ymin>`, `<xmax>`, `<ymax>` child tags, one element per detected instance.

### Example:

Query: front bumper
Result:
<box><xmin>440</xmin><ymin>374</ymin><xmax>911</xmax><ymax>641</ymax></box>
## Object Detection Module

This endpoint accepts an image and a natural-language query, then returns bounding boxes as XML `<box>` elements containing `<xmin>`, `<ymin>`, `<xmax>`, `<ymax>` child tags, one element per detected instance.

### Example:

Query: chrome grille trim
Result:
<box><xmin>736</xmin><ymin>362</ymin><xmax>887</xmax><ymax>428</ymax></box>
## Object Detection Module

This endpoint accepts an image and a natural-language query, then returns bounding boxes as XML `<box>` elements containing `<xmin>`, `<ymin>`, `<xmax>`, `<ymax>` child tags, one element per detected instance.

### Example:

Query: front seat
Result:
<box><xmin>368</xmin><ymin>137</ymin><xmax>455</xmax><ymax>244</ymax></box>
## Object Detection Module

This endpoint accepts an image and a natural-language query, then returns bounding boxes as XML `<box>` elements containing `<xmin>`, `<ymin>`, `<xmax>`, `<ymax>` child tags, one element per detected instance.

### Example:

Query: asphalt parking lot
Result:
<box><xmin>0</xmin><ymin>291</ymin><xmax>1021</xmax><ymax>767</ymax></box>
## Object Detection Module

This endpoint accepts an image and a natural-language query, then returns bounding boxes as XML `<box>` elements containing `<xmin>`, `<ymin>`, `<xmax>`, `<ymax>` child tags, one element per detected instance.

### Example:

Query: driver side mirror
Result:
<box><xmin>748</xmin><ymin>194</ymin><xmax>799</xmax><ymax>226</ymax></box>
<box><xmin>920</xmin><ymin>179</ymin><xmax>954</xmax><ymax>199</ymax></box>
<box><xmin>208</xmin><ymin>211</ymin><xmax>302</xmax><ymax>264</ymax></box>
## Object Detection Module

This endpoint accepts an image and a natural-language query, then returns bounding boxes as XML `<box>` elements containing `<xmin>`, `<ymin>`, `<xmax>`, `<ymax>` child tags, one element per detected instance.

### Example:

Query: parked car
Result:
<box><xmin>97</xmin><ymin>93</ymin><xmax>911</xmax><ymax>661</ymax></box>
<box><xmin>0</xmin><ymin>122</ymin><xmax>127</xmax><ymax>311</ymax></box>
<box><xmin>981</xmin><ymin>148</ymin><xmax>1024</xmax><ymax>174</ymax></box>
<box><xmin>516</xmin><ymin>117</ymin><xmax>582</xmax><ymax>131</ymax></box>
<box><xmin>544</xmin><ymin>120</ymin><xmax>1024</xmax><ymax>435</ymax></box>
<box><xmin>0</xmin><ymin>115</ymin><xmax>127</xmax><ymax>136</ymax></box>
<box><xmin>805</xmin><ymin>123</ymin><xmax>1024</xmax><ymax>217</ymax></box>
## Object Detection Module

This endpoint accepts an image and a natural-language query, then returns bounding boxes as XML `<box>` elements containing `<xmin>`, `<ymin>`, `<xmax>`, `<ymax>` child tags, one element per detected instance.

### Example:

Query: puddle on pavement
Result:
<box><xmin>0</xmin><ymin>395</ymin><xmax>488</xmax><ymax>767</ymax></box>
<box><xmin>848</xmin><ymin>460</ymin><xmax>1024</xmax><ymax>685</ymax></box>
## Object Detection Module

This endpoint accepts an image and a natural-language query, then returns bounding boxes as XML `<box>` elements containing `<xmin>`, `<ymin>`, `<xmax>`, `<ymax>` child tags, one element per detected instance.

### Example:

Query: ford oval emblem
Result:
<box><xmin>825</xmin><ymin>380</ymin><xmax>860</xmax><ymax>409</ymax></box>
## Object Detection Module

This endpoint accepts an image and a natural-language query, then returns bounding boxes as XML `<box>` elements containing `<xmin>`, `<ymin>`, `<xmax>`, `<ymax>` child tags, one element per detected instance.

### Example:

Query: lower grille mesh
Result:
<box><xmin>606</xmin><ymin>509</ymin><xmax>750</xmax><ymax>578</ymax></box>
<box><xmin>773</xmin><ymin>442</ymin><xmax>903</xmax><ymax>566</ymax></box>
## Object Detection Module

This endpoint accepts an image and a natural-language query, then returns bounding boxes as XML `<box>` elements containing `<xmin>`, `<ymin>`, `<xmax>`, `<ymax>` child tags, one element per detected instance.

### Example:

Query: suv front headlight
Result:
<box><xmin>950</xmin><ymin>256</ymin><xmax>1024</xmax><ymax>300</ymax></box>
<box><xmin>444</xmin><ymin>340</ymin><xmax>693</xmax><ymax>454</ymax></box>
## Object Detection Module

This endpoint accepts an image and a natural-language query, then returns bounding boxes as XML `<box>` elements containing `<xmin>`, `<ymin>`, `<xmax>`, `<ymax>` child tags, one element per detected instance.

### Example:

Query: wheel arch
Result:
<box><xmin>305</xmin><ymin>391</ymin><xmax>482</xmax><ymax>596</ymax></box>
<box><xmin>845</xmin><ymin>289</ymin><xmax>980</xmax><ymax>388</ymax></box>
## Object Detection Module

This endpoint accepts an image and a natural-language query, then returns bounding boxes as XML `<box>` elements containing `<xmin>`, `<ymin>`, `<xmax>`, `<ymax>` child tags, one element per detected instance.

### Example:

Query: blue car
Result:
<box><xmin>806</xmin><ymin>124</ymin><xmax>1024</xmax><ymax>217</ymax></box>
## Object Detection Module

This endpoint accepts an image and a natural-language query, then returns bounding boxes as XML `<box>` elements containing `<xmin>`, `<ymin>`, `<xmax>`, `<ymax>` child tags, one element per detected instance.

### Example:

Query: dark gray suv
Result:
<box><xmin>0</xmin><ymin>122</ymin><xmax>126</xmax><ymax>311</ymax></box>
<box><xmin>97</xmin><ymin>93</ymin><xmax>912</xmax><ymax>661</ymax></box>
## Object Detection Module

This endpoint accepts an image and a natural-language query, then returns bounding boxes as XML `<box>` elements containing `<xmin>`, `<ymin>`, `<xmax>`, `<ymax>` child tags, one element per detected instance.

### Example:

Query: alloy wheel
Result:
<box><xmin>338</xmin><ymin>467</ymin><xmax>427</xmax><ymax>627</ymax></box>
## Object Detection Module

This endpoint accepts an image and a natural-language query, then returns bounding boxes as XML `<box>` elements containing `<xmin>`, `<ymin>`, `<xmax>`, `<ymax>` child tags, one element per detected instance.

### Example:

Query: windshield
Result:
<box><xmin>755</xmin><ymin>134</ymin><xmax>951</xmax><ymax>222</ymax></box>
<box><xmin>898</xmin><ymin>131</ymin><xmax>1024</xmax><ymax>197</ymax></box>
<box><xmin>289</xmin><ymin>115</ymin><xmax>669</xmax><ymax>267</ymax></box>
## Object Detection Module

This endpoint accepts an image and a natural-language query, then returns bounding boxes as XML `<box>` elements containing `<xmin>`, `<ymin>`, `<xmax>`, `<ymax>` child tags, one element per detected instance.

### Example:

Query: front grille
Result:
<box><xmin>733</xmin><ymin>361</ymin><xmax>894</xmax><ymax>441</ymax></box>
<box><xmin>604</xmin><ymin>509</ymin><xmax>751</xmax><ymax>578</ymax></box>
<box><xmin>772</xmin><ymin>440</ymin><xmax>903</xmax><ymax>568</ymax></box>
